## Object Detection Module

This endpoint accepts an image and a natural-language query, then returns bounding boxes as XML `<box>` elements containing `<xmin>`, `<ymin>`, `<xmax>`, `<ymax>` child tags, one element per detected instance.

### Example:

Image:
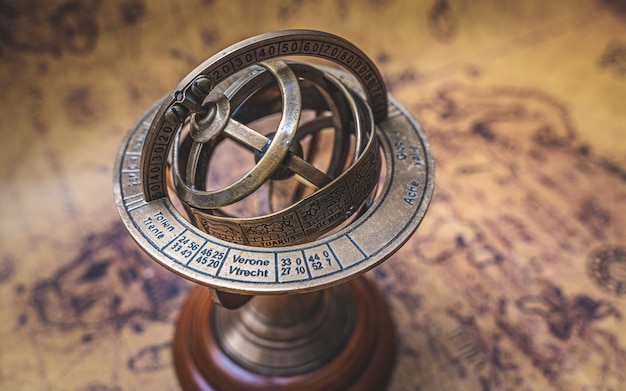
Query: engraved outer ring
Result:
<box><xmin>113</xmin><ymin>32</ymin><xmax>434</xmax><ymax>295</ymax></box>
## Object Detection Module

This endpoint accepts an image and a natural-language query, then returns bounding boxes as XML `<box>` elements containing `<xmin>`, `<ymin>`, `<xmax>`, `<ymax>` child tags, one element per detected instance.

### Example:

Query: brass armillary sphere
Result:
<box><xmin>113</xmin><ymin>30</ymin><xmax>434</xmax><ymax>390</ymax></box>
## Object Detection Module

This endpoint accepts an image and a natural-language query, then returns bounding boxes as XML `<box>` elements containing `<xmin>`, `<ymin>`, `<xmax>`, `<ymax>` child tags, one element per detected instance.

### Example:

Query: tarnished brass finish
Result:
<box><xmin>138</xmin><ymin>30</ymin><xmax>388</xmax><ymax>203</ymax></box>
<box><xmin>175</xmin><ymin>61</ymin><xmax>381</xmax><ymax>247</ymax></box>
<box><xmin>113</xmin><ymin>29</ymin><xmax>434</xmax><ymax>391</ymax></box>
<box><xmin>213</xmin><ymin>285</ymin><xmax>353</xmax><ymax>375</ymax></box>
<box><xmin>113</xmin><ymin>71</ymin><xmax>433</xmax><ymax>295</ymax></box>
<box><xmin>174</xmin><ymin>59</ymin><xmax>303</xmax><ymax>209</ymax></box>
<box><xmin>174</xmin><ymin>277</ymin><xmax>396</xmax><ymax>391</ymax></box>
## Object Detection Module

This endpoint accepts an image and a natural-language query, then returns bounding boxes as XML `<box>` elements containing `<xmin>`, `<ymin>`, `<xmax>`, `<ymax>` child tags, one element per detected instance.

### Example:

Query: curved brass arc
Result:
<box><xmin>173</xmin><ymin>59</ymin><xmax>301</xmax><ymax>209</ymax></box>
<box><xmin>141</xmin><ymin>30</ymin><xmax>388</xmax><ymax>202</ymax></box>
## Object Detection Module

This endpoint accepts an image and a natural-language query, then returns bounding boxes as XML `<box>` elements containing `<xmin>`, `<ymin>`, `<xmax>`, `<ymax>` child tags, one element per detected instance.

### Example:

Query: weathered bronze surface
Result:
<box><xmin>6</xmin><ymin>2</ymin><xmax>626</xmax><ymax>390</ymax></box>
<box><xmin>113</xmin><ymin>30</ymin><xmax>434</xmax><ymax>296</ymax></box>
<box><xmin>112</xmin><ymin>29</ymin><xmax>433</xmax><ymax>389</ymax></box>
<box><xmin>176</xmin><ymin>61</ymin><xmax>381</xmax><ymax>247</ymax></box>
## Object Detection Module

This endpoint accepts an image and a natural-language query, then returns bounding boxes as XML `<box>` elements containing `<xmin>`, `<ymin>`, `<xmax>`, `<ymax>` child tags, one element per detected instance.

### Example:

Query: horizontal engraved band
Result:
<box><xmin>180</xmin><ymin>63</ymin><xmax>381</xmax><ymax>247</ymax></box>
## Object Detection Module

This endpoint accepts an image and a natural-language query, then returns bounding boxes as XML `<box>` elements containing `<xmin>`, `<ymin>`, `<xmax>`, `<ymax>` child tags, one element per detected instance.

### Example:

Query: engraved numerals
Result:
<box><xmin>279</xmin><ymin>256</ymin><xmax>307</xmax><ymax>278</ymax></box>
<box><xmin>188</xmin><ymin>243</ymin><xmax>229</xmax><ymax>276</ymax></box>
<box><xmin>163</xmin><ymin>229</ymin><xmax>207</xmax><ymax>265</ymax></box>
<box><xmin>169</xmin><ymin>235</ymin><xmax>200</xmax><ymax>259</ymax></box>
<box><xmin>303</xmin><ymin>246</ymin><xmax>342</xmax><ymax>278</ymax></box>
<box><xmin>194</xmin><ymin>247</ymin><xmax>225</xmax><ymax>269</ymax></box>
<box><xmin>278</xmin><ymin>251</ymin><xmax>309</xmax><ymax>282</ymax></box>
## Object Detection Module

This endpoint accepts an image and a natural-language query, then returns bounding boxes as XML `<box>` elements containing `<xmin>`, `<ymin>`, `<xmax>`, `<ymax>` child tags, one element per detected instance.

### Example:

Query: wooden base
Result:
<box><xmin>173</xmin><ymin>277</ymin><xmax>396</xmax><ymax>391</ymax></box>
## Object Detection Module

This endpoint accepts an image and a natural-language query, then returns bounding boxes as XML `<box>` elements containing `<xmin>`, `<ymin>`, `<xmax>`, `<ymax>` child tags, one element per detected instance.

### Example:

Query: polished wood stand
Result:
<box><xmin>173</xmin><ymin>277</ymin><xmax>396</xmax><ymax>391</ymax></box>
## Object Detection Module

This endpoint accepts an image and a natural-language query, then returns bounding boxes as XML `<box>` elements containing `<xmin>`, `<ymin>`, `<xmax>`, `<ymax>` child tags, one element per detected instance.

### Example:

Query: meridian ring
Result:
<box><xmin>140</xmin><ymin>29</ymin><xmax>388</xmax><ymax>202</ymax></box>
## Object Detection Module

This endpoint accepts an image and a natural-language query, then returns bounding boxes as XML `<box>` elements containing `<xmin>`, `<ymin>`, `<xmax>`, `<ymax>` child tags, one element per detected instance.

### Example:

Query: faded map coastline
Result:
<box><xmin>1</xmin><ymin>0</ymin><xmax>625</xmax><ymax>390</ymax></box>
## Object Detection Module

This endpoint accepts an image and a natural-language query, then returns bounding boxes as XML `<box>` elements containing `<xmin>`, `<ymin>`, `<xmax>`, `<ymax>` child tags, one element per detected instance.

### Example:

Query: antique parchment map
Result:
<box><xmin>1</xmin><ymin>1</ymin><xmax>625</xmax><ymax>390</ymax></box>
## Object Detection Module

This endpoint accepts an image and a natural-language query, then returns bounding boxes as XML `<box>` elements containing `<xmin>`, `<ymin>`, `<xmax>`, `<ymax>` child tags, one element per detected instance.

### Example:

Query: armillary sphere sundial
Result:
<box><xmin>113</xmin><ymin>30</ymin><xmax>434</xmax><ymax>390</ymax></box>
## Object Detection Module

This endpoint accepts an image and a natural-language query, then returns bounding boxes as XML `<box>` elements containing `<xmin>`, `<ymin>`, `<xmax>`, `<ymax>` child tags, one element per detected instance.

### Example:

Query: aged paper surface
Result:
<box><xmin>1</xmin><ymin>1</ymin><xmax>625</xmax><ymax>390</ymax></box>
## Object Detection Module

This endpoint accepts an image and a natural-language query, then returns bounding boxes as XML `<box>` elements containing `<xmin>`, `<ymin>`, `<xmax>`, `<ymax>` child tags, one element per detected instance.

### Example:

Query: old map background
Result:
<box><xmin>1</xmin><ymin>0</ymin><xmax>625</xmax><ymax>390</ymax></box>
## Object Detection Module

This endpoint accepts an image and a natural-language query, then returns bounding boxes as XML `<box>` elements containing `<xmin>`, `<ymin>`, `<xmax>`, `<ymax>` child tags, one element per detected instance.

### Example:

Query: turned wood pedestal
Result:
<box><xmin>173</xmin><ymin>276</ymin><xmax>396</xmax><ymax>391</ymax></box>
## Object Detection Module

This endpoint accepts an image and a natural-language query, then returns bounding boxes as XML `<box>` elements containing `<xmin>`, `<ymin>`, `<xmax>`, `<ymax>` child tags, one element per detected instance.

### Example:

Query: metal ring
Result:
<box><xmin>177</xmin><ymin>61</ymin><xmax>359</xmax><ymax>209</ymax></box>
<box><xmin>181</xmin><ymin>65</ymin><xmax>379</xmax><ymax>247</ymax></box>
<box><xmin>172</xmin><ymin>59</ymin><xmax>302</xmax><ymax>208</ymax></box>
<box><xmin>140</xmin><ymin>30</ymin><xmax>388</xmax><ymax>202</ymax></box>
<box><xmin>113</xmin><ymin>35</ymin><xmax>434</xmax><ymax>295</ymax></box>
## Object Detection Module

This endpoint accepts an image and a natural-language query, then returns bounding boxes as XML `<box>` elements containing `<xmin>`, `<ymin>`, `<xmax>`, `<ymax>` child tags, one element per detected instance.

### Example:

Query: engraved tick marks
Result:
<box><xmin>587</xmin><ymin>245</ymin><xmax>626</xmax><ymax>297</ymax></box>
<box><xmin>115</xmin><ymin>49</ymin><xmax>432</xmax><ymax>293</ymax></box>
<box><xmin>123</xmin><ymin>193</ymin><xmax>144</xmax><ymax>207</ymax></box>
<box><xmin>142</xmin><ymin>32</ymin><xmax>389</xmax><ymax>202</ymax></box>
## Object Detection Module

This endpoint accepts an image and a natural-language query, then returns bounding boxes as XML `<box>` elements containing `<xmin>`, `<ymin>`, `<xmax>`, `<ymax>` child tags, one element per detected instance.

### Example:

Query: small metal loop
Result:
<box><xmin>174</xmin><ymin>75</ymin><xmax>214</xmax><ymax>115</ymax></box>
<box><xmin>189</xmin><ymin>92</ymin><xmax>230</xmax><ymax>144</ymax></box>
<box><xmin>177</xmin><ymin>63</ymin><xmax>352</xmax><ymax>208</ymax></box>
<box><xmin>181</xmin><ymin>61</ymin><xmax>359</xmax><ymax>196</ymax></box>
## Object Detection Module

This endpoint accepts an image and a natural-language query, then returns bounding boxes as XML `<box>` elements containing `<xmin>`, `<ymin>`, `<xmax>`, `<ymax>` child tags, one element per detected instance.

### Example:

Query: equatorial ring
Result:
<box><xmin>113</xmin><ymin>31</ymin><xmax>434</xmax><ymax>295</ymax></box>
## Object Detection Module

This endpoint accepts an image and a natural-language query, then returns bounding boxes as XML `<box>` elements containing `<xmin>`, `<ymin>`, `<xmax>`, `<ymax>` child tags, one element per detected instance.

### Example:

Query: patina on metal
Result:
<box><xmin>113</xmin><ymin>30</ymin><xmax>434</xmax><ymax>389</ymax></box>
<box><xmin>175</xmin><ymin>61</ymin><xmax>381</xmax><ymax>248</ymax></box>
